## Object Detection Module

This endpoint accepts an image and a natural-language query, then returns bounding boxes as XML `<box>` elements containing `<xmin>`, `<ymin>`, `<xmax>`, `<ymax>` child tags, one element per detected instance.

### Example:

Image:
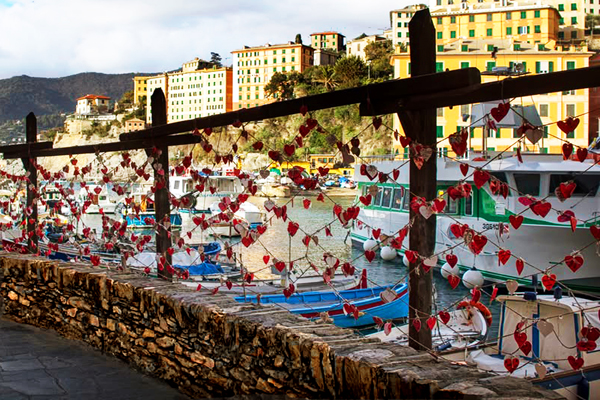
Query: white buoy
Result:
<box><xmin>380</xmin><ymin>246</ymin><xmax>397</xmax><ymax>261</ymax></box>
<box><xmin>363</xmin><ymin>239</ymin><xmax>378</xmax><ymax>252</ymax></box>
<box><xmin>402</xmin><ymin>254</ymin><xmax>410</xmax><ymax>267</ymax></box>
<box><xmin>462</xmin><ymin>268</ymin><xmax>484</xmax><ymax>289</ymax></box>
<box><xmin>440</xmin><ymin>262</ymin><xmax>459</xmax><ymax>279</ymax></box>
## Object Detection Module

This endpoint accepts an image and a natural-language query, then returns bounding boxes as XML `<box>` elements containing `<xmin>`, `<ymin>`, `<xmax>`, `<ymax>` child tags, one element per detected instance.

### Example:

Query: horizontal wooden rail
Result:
<box><xmin>2</xmin><ymin>134</ymin><xmax>205</xmax><ymax>159</ymax></box>
<box><xmin>119</xmin><ymin>68</ymin><xmax>482</xmax><ymax>142</ymax></box>
<box><xmin>0</xmin><ymin>141</ymin><xmax>53</xmax><ymax>155</ymax></box>
<box><xmin>360</xmin><ymin>65</ymin><xmax>600</xmax><ymax>115</ymax></box>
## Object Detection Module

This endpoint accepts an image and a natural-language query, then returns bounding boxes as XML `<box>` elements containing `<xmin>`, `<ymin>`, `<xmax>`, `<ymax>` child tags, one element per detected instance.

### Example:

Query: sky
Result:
<box><xmin>0</xmin><ymin>0</ymin><xmax>421</xmax><ymax>80</ymax></box>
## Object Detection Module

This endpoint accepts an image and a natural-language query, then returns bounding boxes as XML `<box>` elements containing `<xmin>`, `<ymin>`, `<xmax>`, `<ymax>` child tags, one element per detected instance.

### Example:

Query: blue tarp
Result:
<box><xmin>183</xmin><ymin>262</ymin><xmax>225</xmax><ymax>276</ymax></box>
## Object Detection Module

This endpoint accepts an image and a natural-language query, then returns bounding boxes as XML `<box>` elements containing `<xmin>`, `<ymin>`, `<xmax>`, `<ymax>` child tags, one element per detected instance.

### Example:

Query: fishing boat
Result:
<box><xmin>207</xmin><ymin>199</ymin><xmax>265</xmax><ymax>237</ymax></box>
<box><xmin>189</xmin><ymin>268</ymin><xmax>368</xmax><ymax>294</ymax></box>
<box><xmin>234</xmin><ymin>283</ymin><xmax>409</xmax><ymax>328</ymax></box>
<box><xmin>193</xmin><ymin>175</ymin><xmax>246</xmax><ymax>213</ymax></box>
<box><xmin>78</xmin><ymin>184</ymin><xmax>121</xmax><ymax>214</ymax></box>
<box><xmin>367</xmin><ymin>305</ymin><xmax>488</xmax><ymax>351</ymax></box>
<box><xmin>116</xmin><ymin>188</ymin><xmax>182</xmax><ymax>231</ymax></box>
<box><xmin>443</xmin><ymin>293</ymin><xmax>600</xmax><ymax>400</ymax></box>
<box><xmin>351</xmin><ymin>154</ymin><xmax>600</xmax><ymax>293</ymax></box>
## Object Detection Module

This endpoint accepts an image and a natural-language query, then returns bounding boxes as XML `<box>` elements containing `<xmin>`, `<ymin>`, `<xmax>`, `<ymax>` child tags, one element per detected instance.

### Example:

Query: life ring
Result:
<box><xmin>458</xmin><ymin>300</ymin><xmax>493</xmax><ymax>326</ymax></box>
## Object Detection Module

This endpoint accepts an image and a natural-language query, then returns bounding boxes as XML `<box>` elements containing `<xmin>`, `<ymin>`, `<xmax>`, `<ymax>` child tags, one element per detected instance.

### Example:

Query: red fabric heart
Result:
<box><xmin>372</xmin><ymin>228</ymin><xmax>381</xmax><ymax>240</ymax></box>
<box><xmin>562</xmin><ymin>142</ymin><xmax>574</xmax><ymax>160</ymax></box>
<box><xmin>531</xmin><ymin>201</ymin><xmax>551</xmax><ymax>218</ymax></box>
<box><xmin>576</xmin><ymin>148</ymin><xmax>588</xmax><ymax>162</ymax></box>
<box><xmin>372</xmin><ymin>116</ymin><xmax>383</xmax><ymax>130</ymax></box>
<box><xmin>412</xmin><ymin>318</ymin><xmax>421</xmax><ymax>332</ymax></box>
<box><xmin>558</xmin><ymin>182</ymin><xmax>576</xmax><ymax>200</ymax></box>
<box><xmin>557</xmin><ymin>210</ymin><xmax>575</xmax><ymax>223</ymax></box>
<box><xmin>432</xmin><ymin>198</ymin><xmax>446</xmax><ymax>213</ymax></box>
<box><xmin>274</xmin><ymin>260</ymin><xmax>285</xmax><ymax>272</ymax></box>
<box><xmin>359</xmin><ymin>195</ymin><xmax>371</xmax><ymax>206</ymax></box>
<box><xmin>591</xmin><ymin>225</ymin><xmax>600</xmax><ymax>241</ymax></box>
<box><xmin>498</xmin><ymin>249</ymin><xmax>511</xmax><ymax>265</ymax></box>
<box><xmin>450</xmin><ymin>223</ymin><xmax>466</xmax><ymax>239</ymax></box>
<box><xmin>471</xmin><ymin>287</ymin><xmax>481</xmax><ymax>303</ymax></box>
<box><xmin>581</xmin><ymin>326</ymin><xmax>600</xmax><ymax>341</ymax></box>
<box><xmin>577</xmin><ymin>339</ymin><xmax>597</xmax><ymax>352</ymax></box>
<box><xmin>449</xmin><ymin>129</ymin><xmax>468</xmax><ymax>156</ymax></box>
<box><xmin>460</xmin><ymin>163</ymin><xmax>469</xmax><ymax>176</ymax></box>
<box><xmin>283</xmin><ymin>144</ymin><xmax>296</xmax><ymax>157</ymax></box>
<box><xmin>438</xmin><ymin>311</ymin><xmax>451</xmax><ymax>325</ymax></box>
<box><xmin>405</xmin><ymin>250</ymin><xmax>418</xmax><ymax>263</ymax></box>
<box><xmin>473</xmin><ymin>169</ymin><xmax>490</xmax><ymax>189</ymax></box>
<box><xmin>557</xmin><ymin>116</ymin><xmax>580</xmax><ymax>134</ymax></box>
<box><xmin>446</xmin><ymin>254</ymin><xmax>458</xmax><ymax>267</ymax></box>
<box><xmin>364</xmin><ymin>250</ymin><xmax>375</xmax><ymax>262</ymax></box>
<box><xmin>516</xmin><ymin>259</ymin><xmax>525</xmax><ymax>275</ymax></box>
<box><xmin>399</xmin><ymin>135</ymin><xmax>411</xmax><ymax>148</ymax></box>
<box><xmin>469</xmin><ymin>234</ymin><xmax>488</xmax><ymax>255</ymax></box>
<box><xmin>504</xmin><ymin>356</ymin><xmax>519</xmax><ymax>373</ymax></box>
<box><xmin>303</xmin><ymin>198</ymin><xmax>311</xmax><ymax>209</ymax></box>
<box><xmin>509</xmin><ymin>215</ymin><xmax>524</xmax><ymax>229</ymax></box>
<box><xmin>519</xmin><ymin>340</ymin><xmax>532</xmax><ymax>356</ymax></box>
<box><xmin>287</xmin><ymin>221</ymin><xmax>299</xmax><ymax>237</ymax></box>
<box><xmin>491</xmin><ymin>102</ymin><xmax>510</xmax><ymax>122</ymax></box>
<box><xmin>568</xmin><ymin>356</ymin><xmax>584</xmax><ymax>370</ymax></box>
<box><xmin>565</xmin><ymin>253</ymin><xmax>584</xmax><ymax>272</ymax></box>
<box><xmin>541</xmin><ymin>274</ymin><xmax>556</xmax><ymax>291</ymax></box>
<box><xmin>447</xmin><ymin>274</ymin><xmax>460</xmax><ymax>289</ymax></box>
<box><xmin>427</xmin><ymin>316</ymin><xmax>437</xmax><ymax>330</ymax></box>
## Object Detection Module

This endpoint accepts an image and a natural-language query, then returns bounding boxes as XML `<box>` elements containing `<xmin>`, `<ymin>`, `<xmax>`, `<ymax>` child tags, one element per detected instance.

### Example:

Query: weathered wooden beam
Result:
<box><xmin>1</xmin><ymin>134</ymin><xmax>205</xmax><ymax>159</ymax></box>
<box><xmin>399</xmin><ymin>8</ymin><xmax>435</xmax><ymax>352</ymax></box>
<box><xmin>148</xmin><ymin>89</ymin><xmax>173</xmax><ymax>280</ymax></box>
<box><xmin>0</xmin><ymin>141</ymin><xmax>53</xmax><ymax>155</ymax></box>
<box><xmin>119</xmin><ymin>68</ymin><xmax>481</xmax><ymax>142</ymax></box>
<box><xmin>21</xmin><ymin>113</ymin><xmax>38</xmax><ymax>254</ymax></box>
<box><xmin>361</xmin><ymin>65</ymin><xmax>600</xmax><ymax>115</ymax></box>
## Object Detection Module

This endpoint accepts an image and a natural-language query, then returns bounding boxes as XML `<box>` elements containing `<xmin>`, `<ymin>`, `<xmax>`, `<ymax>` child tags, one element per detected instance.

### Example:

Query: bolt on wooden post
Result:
<box><xmin>148</xmin><ymin>89</ymin><xmax>173</xmax><ymax>280</ymax></box>
<box><xmin>397</xmin><ymin>9</ymin><xmax>436</xmax><ymax>351</ymax></box>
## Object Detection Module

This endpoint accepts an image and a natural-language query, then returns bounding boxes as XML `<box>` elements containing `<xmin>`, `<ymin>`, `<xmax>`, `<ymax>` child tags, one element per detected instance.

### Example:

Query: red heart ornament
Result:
<box><xmin>405</xmin><ymin>250</ymin><xmax>418</xmax><ymax>263</ymax></box>
<box><xmin>565</xmin><ymin>253</ymin><xmax>584</xmax><ymax>273</ymax></box>
<box><xmin>469</xmin><ymin>234</ymin><xmax>488</xmax><ymax>255</ymax></box>
<box><xmin>541</xmin><ymin>274</ymin><xmax>556</xmax><ymax>291</ymax></box>
<box><xmin>460</xmin><ymin>163</ymin><xmax>469</xmax><ymax>176</ymax></box>
<box><xmin>427</xmin><ymin>316</ymin><xmax>437</xmax><ymax>330</ymax></box>
<box><xmin>531</xmin><ymin>201</ymin><xmax>551</xmax><ymax>218</ymax></box>
<box><xmin>519</xmin><ymin>340</ymin><xmax>532</xmax><ymax>356</ymax></box>
<box><xmin>504</xmin><ymin>356</ymin><xmax>519</xmax><ymax>373</ymax></box>
<box><xmin>439</xmin><ymin>311</ymin><xmax>451</xmax><ymax>325</ymax></box>
<box><xmin>365</xmin><ymin>250</ymin><xmax>375</xmax><ymax>262</ymax></box>
<box><xmin>591</xmin><ymin>225</ymin><xmax>600</xmax><ymax>241</ymax></box>
<box><xmin>568</xmin><ymin>356</ymin><xmax>584</xmax><ymax>370</ymax></box>
<box><xmin>509</xmin><ymin>215</ymin><xmax>524</xmax><ymax>229</ymax></box>
<box><xmin>557</xmin><ymin>116</ymin><xmax>580</xmax><ymax>134</ymax></box>
<box><xmin>576</xmin><ymin>148</ymin><xmax>588</xmax><ymax>162</ymax></box>
<box><xmin>562</xmin><ymin>142</ymin><xmax>574</xmax><ymax>160</ymax></box>
<box><xmin>577</xmin><ymin>339</ymin><xmax>597</xmax><ymax>352</ymax></box>
<box><xmin>412</xmin><ymin>318</ymin><xmax>421</xmax><ymax>332</ymax></box>
<box><xmin>498</xmin><ymin>249</ymin><xmax>511</xmax><ymax>265</ymax></box>
<box><xmin>287</xmin><ymin>221</ymin><xmax>299</xmax><ymax>237</ymax></box>
<box><xmin>581</xmin><ymin>326</ymin><xmax>600</xmax><ymax>341</ymax></box>
<box><xmin>491</xmin><ymin>102</ymin><xmax>510</xmax><ymax>122</ymax></box>
<box><xmin>516</xmin><ymin>259</ymin><xmax>525</xmax><ymax>275</ymax></box>
<box><xmin>447</xmin><ymin>274</ymin><xmax>460</xmax><ymax>289</ymax></box>
<box><xmin>446</xmin><ymin>253</ymin><xmax>458</xmax><ymax>267</ymax></box>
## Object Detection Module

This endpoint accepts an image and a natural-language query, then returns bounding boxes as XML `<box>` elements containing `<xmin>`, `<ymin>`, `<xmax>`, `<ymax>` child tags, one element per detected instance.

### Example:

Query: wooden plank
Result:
<box><xmin>1</xmin><ymin>134</ymin><xmax>205</xmax><ymax>159</ymax></box>
<box><xmin>362</xmin><ymin>65</ymin><xmax>600</xmax><ymax>115</ymax></box>
<box><xmin>148</xmin><ymin>89</ymin><xmax>173</xmax><ymax>280</ymax></box>
<box><xmin>398</xmin><ymin>8</ymin><xmax>435</xmax><ymax>352</ymax></box>
<box><xmin>22</xmin><ymin>113</ymin><xmax>38</xmax><ymax>254</ymax></box>
<box><xmin>0</xmin><ymin>141</ymin><xmax>52</xmax><ymax>154</ymax></box>
<box><xmin>119</xmin><ymin>68</ymin><xmax>481</xmax><ymax>142</ymax></box>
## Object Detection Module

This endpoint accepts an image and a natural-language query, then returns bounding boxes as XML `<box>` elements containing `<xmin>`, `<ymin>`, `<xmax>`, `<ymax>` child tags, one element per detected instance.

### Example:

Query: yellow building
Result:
<box><xmin>430</xmin><ymin>0</ymin><xmax>590</xmax><ymax>42</ymax></box>
<box><xmin>310</xmin><ymin>32</ymin><xmax>345</xmax><ymax>52</ymax></box>
<box><xmin>391</xmin><ymin>39</ymin><xmax>592</xmax><ymax>156</ymax></box>
<box><xmin>133</xmin><ymin>76</ymin><xmax>148</xmax><ymax>105</ymax></box>
<box><xmin>232</xmin><ymin>42</ymin><xmax>314</xmax><ymax>109</ymax></box>
<box><xmin>390</xmin><ymin>4</ymin><xmax>428</xmax><ymax>46</ymax></box>
<box><xmin>145</xmin><ymin>58</ymin><xmax>232</xmax><ymax>125</ymax></box>
<box><xmin>430</xmin><ymin>3</ymin><xmax>560</xmax><ymax>46</ymax></box>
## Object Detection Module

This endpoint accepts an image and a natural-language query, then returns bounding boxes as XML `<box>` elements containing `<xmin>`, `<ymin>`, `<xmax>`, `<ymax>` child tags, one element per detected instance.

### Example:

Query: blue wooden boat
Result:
<box><xmin>234</xmin><ymin>284</ymin><xmax>408</xmax><ymax>328</ymax></box>
<box><xmin>125</xmin><ymin>212</ymin><xmax>182</xmax><ymax>230</ymax></box>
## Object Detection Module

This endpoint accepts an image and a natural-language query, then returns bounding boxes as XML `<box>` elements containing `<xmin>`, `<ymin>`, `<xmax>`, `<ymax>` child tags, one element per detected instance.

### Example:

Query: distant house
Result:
<box><xmin>76</xmin><ymin>94</ymin><xmax>111</xmax><ymax>115</ymax></box>
<box><xmin>124</xmin><ymin>118</ymin><xmax>146</xmax><ymax>132</ymax></box>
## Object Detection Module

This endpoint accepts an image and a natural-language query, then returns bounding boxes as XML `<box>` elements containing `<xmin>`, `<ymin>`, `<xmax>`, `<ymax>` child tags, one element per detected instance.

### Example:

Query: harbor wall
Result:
<box><xmin>0</xmin><ymin>254</ymin><xmax>558</xmax><ymax>399</ymax></box>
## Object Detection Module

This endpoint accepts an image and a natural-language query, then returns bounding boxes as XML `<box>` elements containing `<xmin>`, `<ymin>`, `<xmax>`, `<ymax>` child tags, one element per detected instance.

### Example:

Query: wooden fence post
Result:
<box><xmin>397</xmin><ymin>9</ymin><xmax>436</xmax><ymax>351</ymax></box>
<box><xmin>22</xmin><ymin>113</ymin><xmax>38</xmax><ymax>254</ymax></box>
<box><xmin>148</xmin><ymin>89</ymin><xmax>173</xmax><ymax>279</ymax></box>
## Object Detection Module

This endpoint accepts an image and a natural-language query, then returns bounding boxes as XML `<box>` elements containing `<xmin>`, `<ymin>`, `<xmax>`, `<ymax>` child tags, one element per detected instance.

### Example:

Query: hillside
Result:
<box><xmin>0</xmin><ymin>72</ymin><xmax>138</xmax><ymax>123</ymax></box>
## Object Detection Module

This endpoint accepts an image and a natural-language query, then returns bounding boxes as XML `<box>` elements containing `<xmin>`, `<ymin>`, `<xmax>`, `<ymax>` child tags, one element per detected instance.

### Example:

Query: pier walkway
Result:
<box><xmin>0</xmin><ymin>317</ymin><xmax>190</xmax><ymax>400</ymax></box>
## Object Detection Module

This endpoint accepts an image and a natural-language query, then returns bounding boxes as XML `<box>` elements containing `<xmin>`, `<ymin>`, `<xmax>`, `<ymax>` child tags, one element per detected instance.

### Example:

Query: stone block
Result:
<box><xmin>68</xmin><ymin>296</ymin><xmax>91</xmax><ymax>312</ymax></box>
<box><xmin>8</xmin><ymin>290</ymin><xmax>18</xmax><ymax>301</ymax></box>
<box><xmin>106</xmin><ymin>318</ymin><xmax>116</xmax><ymax>331</ymax></box>
<box><xmin>190</xmin><ymin>351</ymin><xmax>215</xmax><ymax>369</ymax></box>
<box><xmin>89</xmin><ymin>314</ymin><xmax>99</xmax><ymax>327</ymax></box>
<box><xmin>18</xmin><ymin>297</ymin><xmax>30</xmax><ymax>307</ymax></box>
<box><xmin>142</xmin><ymin>329</ymin><xmax>155</xmax><ymax>338</ymax></box>
<box><xmin>66</xmin><ymin>308</ymin><xmax>77</xmax><ymax>318</ymax></box>
<box><xmin>156</xmin><ymin>336</ymin><xmax>175</xmax><ymax>348</ymax></box>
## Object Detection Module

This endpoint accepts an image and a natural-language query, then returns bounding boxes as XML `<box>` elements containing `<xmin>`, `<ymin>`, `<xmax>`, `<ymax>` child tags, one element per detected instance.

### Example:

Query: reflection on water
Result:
<box><xmin>81</xmin><ymin>192</ymin><xmax>500</xmax><ymax>337</ymax></box>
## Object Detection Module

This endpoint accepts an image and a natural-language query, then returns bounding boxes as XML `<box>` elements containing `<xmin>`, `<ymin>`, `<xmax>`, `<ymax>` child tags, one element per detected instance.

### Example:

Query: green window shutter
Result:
<box><xmin>461</xmin><ymin>61</ymin><xmax>470</xmax><ymax>69</ymax></box>
<box><xmin>437</xmin><ymin>17</ymin><xmax>443</xmax><ymax>24</ymax></box>
<box><xmin>469</xmin><ymin>29</ymin><xmax>475</xmax><ymax>37</ymax></box>
<box><xmin>408</xmin><ymin>62</ymin><xmax>411</xmax><ymax>74</ymax></box>
<box><xmin>567</xmin><ymin>61</ymin><xmax>575</xmax><ymax>70</ymax></box>
<box><xmin>506</xmin><ymin>12</ymin><xmax>512</xmax><ymax>20</ymax></box>
<box><xmin>549</xmin><ymin>61</ymin><xmax>554</xmax><ymax>72</ymax></box>
<box><xmin>527</xmin><ymin>26</ymin><xmax>530</xmax><ymax>34</ymax></box>
<box><xmin>437</xmin><ymin>32</ymin><xmax>443</xmax><ymax>39</ymax></box>
<box><xmin>558</xmin><ymin>3</ymin><xmax>564</xmax><ymax>11</ymax></box>
<box><xmin>469</xmin><ymin>15</ymin><xmax>474</xmax><ymax>22</ymax></box>
<box><xmin>487</xmin><ymin>28</ymin><xmax>493</xmax><ymax>36</ymax></box>
<box><xmin>437</xmin><ymin>45</ymin><xmax>444</xmax><ymax>52</ymax></box>
<box><xmin>535</xmin><ymin>10</ymin><xmax>540</xmax><ymax>18</ymax></box>
<box><xmin>487</xmin><ymin>61</ymin><xmax>496</xmax><ymax>71</ymax></box>
<box><xmin>462</xmin><ymin>45</ymin><xmax>468</xmax><ymax>52</ymax></box>
<box><xmin>487</xmin><ymin>44</ymin><xmax>494</xmax><ymax>51</ymax></box>
<box><xmin>496</xmin><ymin>128</ymin><xmax>501</xmax><ymax>138</ymax></box>
<box><xmin>436</xmin><ymin>62</ymin><xmax>444</xmax><ymax>72</ymax></box>
<box><xmin>522</xmin><ymin>62</ymin><xmax>526</xmax><ymax>72</ymax></box>
<box><xmin>536</xmin><ymin>61</ymin><xmax>541</xmax><ymax>73</ymax></box>
<box><xmin>470</xmin><ymin>128</ymin><xmax>475</xmax><ymax>138</ymax></box>
<box><xmin>507</xmin><ymin>27</ymin><xmax>512</xmax><ymax>35</ymax></box>
<box><xmin>521</xmin><ymin>11</ymin><xmax>527</xmax><ymax>18</ymax></box>
<box><xmin>436</xmin><ymin>126</ymin><xmax>444</xmax><ymax>138</ymax></box>
<box><xmin>535</xmin><ymin>25</ymin><xmax>541</xmax><ymax>33</ymax></box>
<box><xmin>543</xmin><ymin>126</ymin><xmax>549</xmax><ymax>138</ymax></box>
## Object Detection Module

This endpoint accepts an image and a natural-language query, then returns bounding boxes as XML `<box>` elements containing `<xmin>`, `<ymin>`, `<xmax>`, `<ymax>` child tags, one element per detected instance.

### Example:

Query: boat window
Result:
<box><xmin>447</xmin><ymin>194</ymin><xmax>458</xmax><ymax>214</ymax></box>
<box><xmin>402</xmin><ymin>189</ymin><xmax>410</xmax><ymax>211</ymax></box>
<box><xmin>381</xmin><ymin>187</ymin><xmax>393</xmax><ymax>208</ymax></box>
<box><xmin>391</xmin><ymin>187</ymin><xmax>404</xmax><ymax>209</ymax></box>
<box><xmin>374</xmin><ymin>186</ymin><xmax>383</xmax><ymax>206</ymax></box>
<box><xmin>362</xmin><ymin>185</ymin><xmax>369</xmax><ymax>196</ymax></box>
<box><xmin>513</xmin><ymin>173</ymin><xmax>540</xmax><ymax>196</ymax></box>
<box><xmin>549</xmin><ymin>174</ymin><xmax>600</xmax><ymax>197</ymax></box>
<box><xmin>174</xmin><ymin>181</ymin><xmax>180</xmax><ymax>190</ymax></box>
<box><xmin>464</xmin><ymin>194</ymin><xmax>473</xmax><ymax>215</ymax></box>
<box><xmin>489</xmin><ymin>171</ymin><xmax>508</xmax><ymax>184</ymax></box>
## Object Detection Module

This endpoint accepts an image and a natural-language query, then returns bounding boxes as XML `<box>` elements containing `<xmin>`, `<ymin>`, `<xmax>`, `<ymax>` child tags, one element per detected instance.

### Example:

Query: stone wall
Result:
<box><xmin>0</xmin><ymin>255</ymin><xmax>558</xmax><ymax>399</ymax></box>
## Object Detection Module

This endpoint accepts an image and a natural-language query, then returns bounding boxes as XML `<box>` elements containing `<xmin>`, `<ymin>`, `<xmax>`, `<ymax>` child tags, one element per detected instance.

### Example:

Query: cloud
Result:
<box><xmin>0</xmin><ymin>0</ymin><xmax>419</xmax><ymax>79</ymax></box>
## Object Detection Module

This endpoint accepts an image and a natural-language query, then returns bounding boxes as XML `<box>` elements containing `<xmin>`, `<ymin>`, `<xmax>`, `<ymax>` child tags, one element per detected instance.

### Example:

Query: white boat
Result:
<box><xmin>368</xmin><ymin>306</ymin><xmax>488</xmax><ymax>351</ymax></box>
<box><xmin>39</xmin><ymin>185</ymin><xmax>75</xmax><ymax>215</ymax></box>
<box><xmin>207</xmin><ymin>199</ymin><xmax>265</xmax><ymax>237</ymax></box>
<box><xmin>443</xmin><ymin>293</ymin><xmax>600</xmax><ymax>399</ymax></box>
<box><xmin>79</xmin><ymin>184</ymin><xmax>120</xmax><ymax>214</ymax></box>
<box><xmin>350</xmin><ymin>154</ymin><xmax>600</xmax><ymax>294</ymax></box>
<box><xmin>193</xmin><ymin>175</ymin><xmax>246</xmax><ymax>213</ymax></box>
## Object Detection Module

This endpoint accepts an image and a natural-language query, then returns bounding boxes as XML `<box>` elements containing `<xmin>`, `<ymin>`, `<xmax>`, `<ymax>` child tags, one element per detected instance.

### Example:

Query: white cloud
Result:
<box><xmin>0</xmin><ymin>0</ymin><xmax>421</xmax><ymax>79</ymax></box>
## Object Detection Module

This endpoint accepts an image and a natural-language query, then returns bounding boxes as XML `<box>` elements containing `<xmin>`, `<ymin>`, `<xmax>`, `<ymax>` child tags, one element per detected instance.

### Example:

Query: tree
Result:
<box><xmin>210</xmin><ymin>52</ymin><xmax>223</xmax><ymax>68</ymax></box>
<box><xmin>364</xmin><ymin>40</ymin><xmax>394</xmax><ymax>81</ymax></box>
<box><xmin>312</xmin><ymin>65</ymin><xmax>339</xmax><ymax>92</ymax></box>
<box><xmin>295</xmin><ymin>33</ymin><xmax>303</xmax><ymax>44</ymax></box>
<box><xmin>333</xmin><ymin>56</ymin><xmax>367</xmax><ymax>88</ymax></box>
<box><xmin>265</xmin><ymin>72</ymin><xmax>304</xmax><ymax>101</ymax></box>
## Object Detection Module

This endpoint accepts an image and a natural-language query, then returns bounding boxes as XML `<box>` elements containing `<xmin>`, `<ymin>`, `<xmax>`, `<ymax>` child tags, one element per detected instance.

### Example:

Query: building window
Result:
<box><xmin>451</xmin><ymin>31</ymin><xmax>456</xmax><ymax>38</ymax></box>
<box><xmin>538</xmin><ymin>44</ymin><xmax>546</xmax><ymax>51</ymax></box>
<box><xmin>398</xmin><ymin>32</ymin><xmax>402</xmax><ymax>37</ymax></box>
<box><xmin>486</xmin><ymin>61</ymin><xmax>496</xmax><ymax>71</ymax></box>
<box><xmin>559</xmin><ymin>18</ymin><xmax>565</xmax><ymax>25</ymax></box>
<box><xmin>558</xmin><ymin>32</ymin><xmax>565</xmax><ymax>39</ymax></box>
<box><xmin>436</xmin><ymin>126</ymin><xmax>444</xmax><ymax>138</ymax></box>
<box><xmin>539</xmin><ymin>104</ymin><xmax>549</xmax><ymax>116</ymax></box>
<box><xmin>514</xmin><ymin>44</ymin><xmax>521</xmax><ymax>50</ymax></box>
<box><xmin>571</xmin><ymin>3</ymin><xmax>577</xmax><ymax>10</ymax></box>
<box><xmin>451</xmin><ymin>16</ymin><xmax>456</xmax><ymax>23</ymax></box>
<box><xmin>436</xmin><ymin>62</ymin><xmax>444</xmax><ymax>72</ymax></box>
<box><xmin>469</xmin><ymin>29</ymin><xmax>475</xmax><ymax>37</ymax></box>
<box><xmin>507</xmin><ymin>27</ymin><xmax>513</xmax><ymax>35</ymax></box>
<box><xmin>571</xmin><ymin>31</ymin><xmax>578</xmax><ymax>39</ymax></box>
<box><xmin>437</xmin><ymin>45</ymin><xmax>444</xmax><ymax>52</ymax></box>
<box><xmin>534</xmin><ymin>10</ymin><xmax>540</xmax><ymax>18</ymax></box>
<box><xmin>558</xmin><ymin>4</ymin><xmax>564</xmax><ymax>11</ymax></box>
<box><xmin>571</xmin><ymin>17</ymin><xmax>578</xmax><ymax>24</ymax></box>
<box><xmin>462</xmin><ymin>44</ymin><xmax>469</xmax><ymax>52</ymax></box>
<box><xmin>461</xmin><ymin>61</ymin><xmax>470</xmax><ymax>69</ymax></box>
<box><xmin>506</xmin><ymin>12</ymin><xmax>512</xmax><ymax>20</ymax></box>
<box><xmin>521</xmin><ymin>11</ymin><xmax>527</xmax><ymax>18</ymax></box>
<box><xmin>437</xmin><ymin>108</ymin><xmax>444</xmax><ymax>117</ymax></box>
<box><xmin>566</xmin><ymin>61</ymin><xmax>576</xmax><ymax>70</ymax></box>
<box><xmin>437</xmin><ymin>17</ymin><xmax>443</xmax><ymax>24</ymax></box>
<box><xmin>487</xmin><ymin>28</ymin><xmax>493</xmax><ymax>36</ymax></box>
<box><xmin>469</xmin><ymin>15</ymin><xmax>475</xmax><ymax>22</ymax></box>
<box><xmin>534</xmin><ymin>25</ymin><xmax>541</xmax><ymax>33</ymax></box>
<box><xmin>487</xmin><ymin>13</ymin><xmax>493</xmax><ymax>21</ymax></box>
<box><xmin>437</xmin><ymin>32</ymin><xmax>443</xmax><ymax>39</ymax></box>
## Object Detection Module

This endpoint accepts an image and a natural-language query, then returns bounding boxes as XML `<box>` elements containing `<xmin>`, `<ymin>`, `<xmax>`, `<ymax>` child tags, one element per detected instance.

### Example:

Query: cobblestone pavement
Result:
<box><xmin>0</xmin><ymin>317</ymin><xmax>191</xmax><ymax>400</ymax></box>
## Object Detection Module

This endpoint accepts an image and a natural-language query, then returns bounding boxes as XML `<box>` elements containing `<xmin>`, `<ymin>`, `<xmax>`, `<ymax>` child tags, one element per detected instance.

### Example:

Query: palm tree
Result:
<box><xmin>312</xmin><ymin>65</ymin><xmax>338</xmax><ymax>92</ymax></box>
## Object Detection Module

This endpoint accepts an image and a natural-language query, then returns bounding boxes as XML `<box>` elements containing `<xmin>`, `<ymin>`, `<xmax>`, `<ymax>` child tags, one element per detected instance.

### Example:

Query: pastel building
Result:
<box><xmin>391</xmin><ymin>39</ymin><xmax>592</xmax><ymax>156</ymax></box>
<box><xmin>145</xmin><ymin>58</ymin><xmax>233</xmax><ymax>125</ymax></box>
<box><xmin>390</xmin><ymin>4</ymin><xmax>429</xmax><ymax>46</ymax></box>
<box><xmin>231</xmin><ymin>42</ymin><xmax>314</xmax><ymax>109</ymax></box>
<box><xmin>310</xmin><ymin>32</ymin><xmax>345</xmax><ymax>52</ymax></box>
<box><xmin>347</xmin><ymin>34</ymin><xmax>390</xmax><ymax>60</ymax></box>
<box><xmin>75</xmin><ymin>95</ymin><xmax>111</xmax><ymax>115</ymax></box>
<box><xmin>133</xmin><ymin>76</ymin><xmax>148</xmax><ymax>105</ymax></box>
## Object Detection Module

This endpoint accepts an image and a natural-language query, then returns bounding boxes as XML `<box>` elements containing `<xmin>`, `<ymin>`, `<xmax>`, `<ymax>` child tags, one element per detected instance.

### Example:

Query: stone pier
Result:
<box><xmin>0</xmin><ymin>255</ymin><xmax>558</xmax><ymax>399</ymax></box>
